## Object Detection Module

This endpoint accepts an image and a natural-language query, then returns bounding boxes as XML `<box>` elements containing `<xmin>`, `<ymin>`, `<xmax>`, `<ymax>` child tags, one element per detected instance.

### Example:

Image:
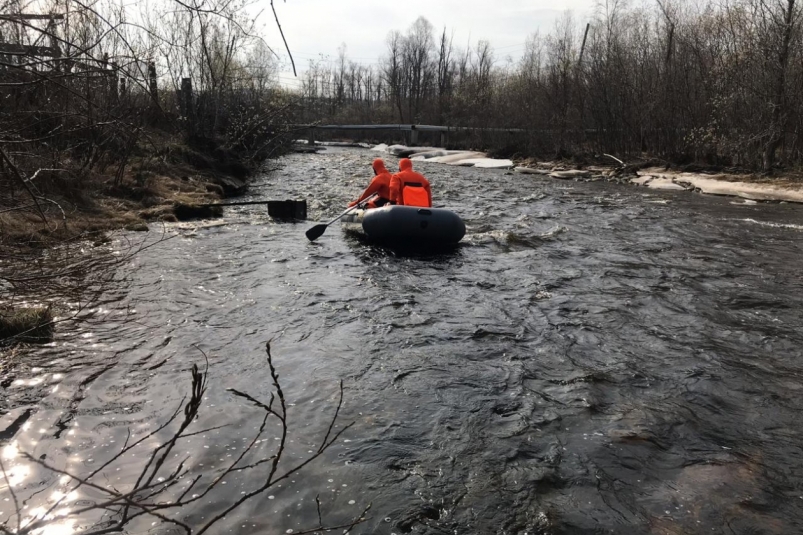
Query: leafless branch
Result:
<box><xmin>0</xmin><ymin>343</ymin><xmax>368</xmax><ymax>534</ymax></box>
<box><xmin>271</xmin><ymin>0</ymin><xmax>296</xmax><ymax>76</ymax></box>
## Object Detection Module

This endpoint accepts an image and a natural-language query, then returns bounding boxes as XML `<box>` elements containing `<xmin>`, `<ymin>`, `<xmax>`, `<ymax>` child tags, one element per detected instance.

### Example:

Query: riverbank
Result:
<box><xmin>0</xmin><ymin>134</ymin><xmax>261</xmax><ymax>250</ymax></box>
<box><xmin>514</xmin><ymin>162</ymin><xmax>803</xmax><ymax>204</ymax></box>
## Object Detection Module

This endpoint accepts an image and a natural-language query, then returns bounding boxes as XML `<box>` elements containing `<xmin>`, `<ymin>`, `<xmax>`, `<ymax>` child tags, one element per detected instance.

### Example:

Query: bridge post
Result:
<box><xmin>308</xmin><ymin>127</ymin><xmax>315</xmax><ymax>146</ymax></box>
<box><xmin>410</xmin><ymin>125</ymin><xmax>419</xmax><ymax>146</ymax></box>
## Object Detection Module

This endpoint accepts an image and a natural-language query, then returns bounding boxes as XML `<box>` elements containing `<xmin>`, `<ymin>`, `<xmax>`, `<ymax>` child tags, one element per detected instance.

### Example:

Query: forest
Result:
<box><xmin>296</xmin><ymin>1</ymin><xmax>802</xmax><ymax>171</ymax></box>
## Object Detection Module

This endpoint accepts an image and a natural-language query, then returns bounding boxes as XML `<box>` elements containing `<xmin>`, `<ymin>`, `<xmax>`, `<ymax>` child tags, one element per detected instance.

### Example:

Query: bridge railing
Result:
<box><xmin>292</xmin><ymin>124</ymin><xmax>526</xmax><ymax>145</ymax></box>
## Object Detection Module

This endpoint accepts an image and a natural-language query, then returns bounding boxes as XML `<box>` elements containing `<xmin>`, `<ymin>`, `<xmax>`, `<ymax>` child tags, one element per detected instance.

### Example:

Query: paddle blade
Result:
<box><xmin>305</xmin><ymin>224</ymin><xmax>327</xmax><ymax>241</ymax></box>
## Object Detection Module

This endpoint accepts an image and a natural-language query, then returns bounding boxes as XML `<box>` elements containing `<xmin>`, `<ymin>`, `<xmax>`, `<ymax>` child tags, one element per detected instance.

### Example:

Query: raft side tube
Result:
<box><xmin>343</xmin><ymin>205</ymin><xmax>466</xmax><ymax>246</ymax></box>
<box><xmin>363</xmin><ymin>205</ymin><xmax>465</xmax><ymax>244</ymax></box>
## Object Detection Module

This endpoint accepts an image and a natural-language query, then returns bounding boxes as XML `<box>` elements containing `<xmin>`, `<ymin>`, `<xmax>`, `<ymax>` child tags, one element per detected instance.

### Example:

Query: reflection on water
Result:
<box><xmin>3</xmin><ymin>147</ymin><xmax>803</xmax><ymax>533</ymax></box>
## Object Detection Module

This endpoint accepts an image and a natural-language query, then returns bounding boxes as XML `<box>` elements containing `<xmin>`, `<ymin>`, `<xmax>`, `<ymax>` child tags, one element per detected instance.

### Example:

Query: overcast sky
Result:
<box><xmin>263</xmin><ymin>0</ymin><xmax>598</xmax><ymax>88</ymax></box>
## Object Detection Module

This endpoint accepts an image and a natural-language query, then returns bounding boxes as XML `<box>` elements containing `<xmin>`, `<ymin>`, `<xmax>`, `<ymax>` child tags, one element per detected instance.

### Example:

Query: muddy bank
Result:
<box><xmin>0</xmin><ymin>134</ymin><xmax>261</xmax><ymax>250</ymax></box>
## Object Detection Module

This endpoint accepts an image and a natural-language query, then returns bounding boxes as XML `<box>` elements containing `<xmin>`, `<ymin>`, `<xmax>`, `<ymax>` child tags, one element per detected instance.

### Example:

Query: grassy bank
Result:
<box><xmin>0</xmin><ymin>132</ymin><xmax>268</xmax><ymax>249</ymax></box>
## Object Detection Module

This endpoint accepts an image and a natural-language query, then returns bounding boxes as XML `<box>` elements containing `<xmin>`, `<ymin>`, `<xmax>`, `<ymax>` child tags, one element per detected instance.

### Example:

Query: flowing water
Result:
<box><xmin>4</xmin><ymin>147</ymin><xmax>803</xmax><ymax>534</ymax></box>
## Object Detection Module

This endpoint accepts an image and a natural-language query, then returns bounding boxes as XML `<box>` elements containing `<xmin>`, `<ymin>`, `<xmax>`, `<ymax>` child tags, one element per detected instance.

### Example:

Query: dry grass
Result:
<box><xmin>0</xmin><ymin>306</ymin><xmax>54</xmax><ymax>343</ymax></box>
<box><xmin>1</xmin><ymin>205</ymin><xmax>138</xmax><ymax>247</ymax></box>
<box><xmin>707</xmin><ymin>171</ymin><xmax>803</xmax><ymax>186</ymax></box>
<box><xmin>1</xmin><ymin>152</ymin><xmax>231</xmax><ymax>248</ymax></box>
<box><xmin>0</xmin><ymin>127</ymin><xmax>269</xmax><ymax>252</ymax></box>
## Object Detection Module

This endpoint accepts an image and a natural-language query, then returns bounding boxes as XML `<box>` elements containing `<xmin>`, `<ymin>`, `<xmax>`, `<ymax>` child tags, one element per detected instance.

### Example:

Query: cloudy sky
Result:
<box><xmin>263</xmin><ymin>0</ymin><xmax>598</xmax><ymax>88</ymax></box>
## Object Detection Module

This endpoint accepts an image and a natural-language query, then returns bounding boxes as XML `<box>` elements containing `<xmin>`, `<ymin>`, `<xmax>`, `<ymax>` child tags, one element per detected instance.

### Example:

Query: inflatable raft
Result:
<box><xmin>342</xmin><ymin>205</ymin><xmax>466</xmax><ymax>247</ymax></box>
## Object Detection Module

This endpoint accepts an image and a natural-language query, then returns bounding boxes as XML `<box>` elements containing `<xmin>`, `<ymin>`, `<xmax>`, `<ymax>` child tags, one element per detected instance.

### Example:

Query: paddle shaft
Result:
<box><xmin>325</xmin><ymin>193</ymin><xmax>378</xmax><ymax>225</ymax></box>
<box><xmin>305</xmin><ymin>193</ymin><xmax>378</xmax><ymax>241</ymax></box>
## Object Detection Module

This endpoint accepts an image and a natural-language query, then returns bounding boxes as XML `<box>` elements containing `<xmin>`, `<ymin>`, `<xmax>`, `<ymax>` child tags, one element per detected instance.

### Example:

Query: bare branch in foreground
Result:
<box><xmin>0</xmin><ymin>342</ymin><xmax>368</xmax><ymax>534</ymax></box>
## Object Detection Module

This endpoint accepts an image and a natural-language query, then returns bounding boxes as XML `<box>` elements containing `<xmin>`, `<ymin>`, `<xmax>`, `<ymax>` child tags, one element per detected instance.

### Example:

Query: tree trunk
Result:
<box><xmin>763</xmin><ymin>0</ymin><xmax>797</xmax><ymax>173</ymax></box>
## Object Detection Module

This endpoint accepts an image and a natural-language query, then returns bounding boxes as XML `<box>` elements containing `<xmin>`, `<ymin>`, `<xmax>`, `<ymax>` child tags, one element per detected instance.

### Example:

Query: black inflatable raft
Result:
<box><xmin>341</xmin><ymin>205</ymin><xmax>466</xmax><ymax>247</ymax></box>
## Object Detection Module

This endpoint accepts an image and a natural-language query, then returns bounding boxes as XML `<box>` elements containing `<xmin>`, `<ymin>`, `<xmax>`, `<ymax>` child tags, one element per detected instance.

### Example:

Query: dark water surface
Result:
<box><xmin>4</xmin><ymin>147</ymin><xmax>803</xmax><ymax>534</ymax></box>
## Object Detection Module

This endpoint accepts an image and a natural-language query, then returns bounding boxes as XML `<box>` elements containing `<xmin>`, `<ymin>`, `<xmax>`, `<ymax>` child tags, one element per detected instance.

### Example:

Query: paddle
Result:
<box><xmin>305</xmin><ymin>193</ymin><xmax>378</xmax><ymax>241</ymax></box>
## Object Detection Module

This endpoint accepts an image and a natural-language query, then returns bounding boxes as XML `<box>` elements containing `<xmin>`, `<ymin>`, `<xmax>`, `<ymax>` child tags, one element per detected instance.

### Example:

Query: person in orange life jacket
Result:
<box><xmin>390</xmin><ymin>158</ymin><xmax>432</xmax><ymax>207</ymax></box>
<box><xmin>348</xmin><ymin>158</ymin><xmax>393</xmax><ymax>209</ymax></box>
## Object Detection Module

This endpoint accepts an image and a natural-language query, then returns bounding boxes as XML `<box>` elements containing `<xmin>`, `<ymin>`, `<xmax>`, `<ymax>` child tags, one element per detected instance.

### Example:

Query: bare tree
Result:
<box><xmin>384</xmin><ymin>29</ymin><xmax>404</xmax><ymax>122</ymax></box>
<box><xmin>404</xmin><ymin>16</ymin><xmax>435</xmax><ymax>122</ymax></box>
<box><xmin>757</xmin><ymin>0</ymin><xmax>800</xmax><ymax>171</ymax></box>
<box><xmin>435</xmin><ymin>27</ymin><xmax>454</xmax><ymax>124</ymax></box>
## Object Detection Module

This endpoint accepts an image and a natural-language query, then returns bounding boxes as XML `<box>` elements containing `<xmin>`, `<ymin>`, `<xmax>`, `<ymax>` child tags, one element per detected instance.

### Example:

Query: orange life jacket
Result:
<box><xmin>391</xmin><ymin>159</ymin><xmax>432</xmax><ymax>207</ymax></box>
<box><xmin>400</xmin><ymin>181</ymin><xmax>429</xmax><ymax>207</ymax></box>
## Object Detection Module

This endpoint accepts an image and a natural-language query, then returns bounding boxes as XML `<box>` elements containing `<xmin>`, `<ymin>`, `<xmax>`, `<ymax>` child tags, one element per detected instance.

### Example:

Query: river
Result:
<box><xmin>3</xmin><ymin>147</ymin><xmax>803</xmax><ymax>534</ymax></box>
